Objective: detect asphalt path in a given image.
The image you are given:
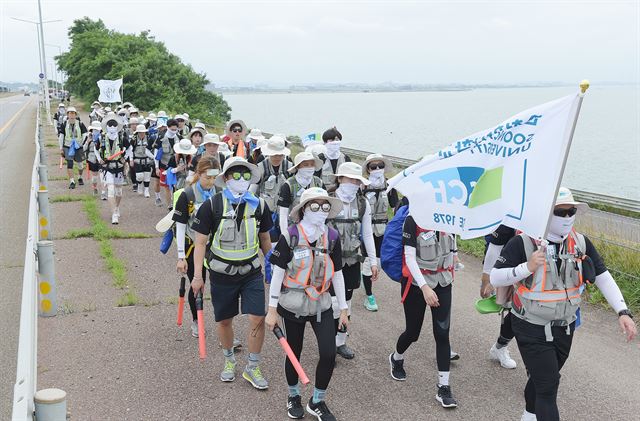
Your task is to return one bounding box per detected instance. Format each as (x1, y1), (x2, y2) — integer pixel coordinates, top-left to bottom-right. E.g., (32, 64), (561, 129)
(0, 93), (36, 420)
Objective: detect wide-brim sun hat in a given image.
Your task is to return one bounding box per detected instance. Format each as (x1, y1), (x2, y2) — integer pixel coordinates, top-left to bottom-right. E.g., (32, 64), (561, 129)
(122, 102), (133, 108)
(101, 113), (123, 132)
(214, 157), (260, 188)
(189, 127), (206, 139)
(183, 113), (190, 121)
(58, 103), (65, 108)
(254, 138), (267, 151)
(225, 119), (248, 135)
(363, 153), (392, 175)
(134, 124), (148, 134)
(288, 151), (323, 173)
(147, 113), (157, 121)
(174, 114), (185, 121)
(157, 111), (168, 118)
(155, 211), (175, 233)
(104, 107), (112, 113)
(247, 128), (265, 141)
(89, 121), (102, 132)
(289, 187), (343, 223)
(555, 187), (588, 211)
(202, 133), (225, 146)
(331, 162), (370, 185)
(66, 106), (77, 114)
(261, 135), (291, 157)
(128, 117), (139, 126)
(173, 138), (197, 156)
(91, 101), (101, 107)
(194, 122), (206, 130)
(128, 107), (139, 114)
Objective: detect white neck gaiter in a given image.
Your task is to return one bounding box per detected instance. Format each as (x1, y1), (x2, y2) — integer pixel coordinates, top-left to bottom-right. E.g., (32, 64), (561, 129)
(336, 183), (359, 203)
(368, 169), (385, 188)
(295, 167), (315, 188)
(300, 210), (329, 243)
(325, 141), (342, 160)
(547, 215), (575, 243)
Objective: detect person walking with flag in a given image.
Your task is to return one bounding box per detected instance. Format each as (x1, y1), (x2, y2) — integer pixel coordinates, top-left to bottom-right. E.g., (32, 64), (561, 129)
(58, 106), (88, 189)
(265, 187), (347, 421)
(491, 187), (636, 421)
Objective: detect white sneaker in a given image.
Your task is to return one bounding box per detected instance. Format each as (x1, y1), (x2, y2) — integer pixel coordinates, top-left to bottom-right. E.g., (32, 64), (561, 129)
(115, 207), (120, 217)
(490, 343), (517, 369)
(520, 409), (537, 421)
(190, 320), (199, 338)
(144, 187), (150, 198)
(111, 213), (119, 225)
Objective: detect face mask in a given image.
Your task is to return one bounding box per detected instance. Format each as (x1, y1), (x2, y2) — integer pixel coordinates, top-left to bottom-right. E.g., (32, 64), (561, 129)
(336, 182), (359, 203)
(167, 129), (178, 138)
(300, 210), (329, 242)
(324, 141), (342, 160)
(547, 214), (575, 243)
(368, 169), (385, 187)
(106, 126), (118, 135)
(226, 179), (250, 197)
(295, 167), (315, 187)
(92, 131), (101, 141)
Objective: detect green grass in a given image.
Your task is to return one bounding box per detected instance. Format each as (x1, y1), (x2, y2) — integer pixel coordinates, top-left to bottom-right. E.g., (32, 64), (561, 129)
(50, 194), (93, 203)
(45, 143), (58, 148)
(586, 203), (640, 220)
(457, 237), (486, 259)
(48, 176), (68, 181)
(60, 228), (94, 239)
(116, 290), (139, 307)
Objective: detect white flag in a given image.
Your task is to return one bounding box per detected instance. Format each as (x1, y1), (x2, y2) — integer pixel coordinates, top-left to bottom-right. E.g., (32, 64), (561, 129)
(388, 91), (583, 240)
(97, 78), (123, 103)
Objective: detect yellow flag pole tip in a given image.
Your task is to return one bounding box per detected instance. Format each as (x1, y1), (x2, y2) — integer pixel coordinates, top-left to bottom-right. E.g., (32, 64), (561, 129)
(579, 79), (590, 94)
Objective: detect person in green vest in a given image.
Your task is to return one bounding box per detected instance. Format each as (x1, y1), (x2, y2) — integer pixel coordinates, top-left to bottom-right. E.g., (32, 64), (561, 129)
(57, 106), (88, 189)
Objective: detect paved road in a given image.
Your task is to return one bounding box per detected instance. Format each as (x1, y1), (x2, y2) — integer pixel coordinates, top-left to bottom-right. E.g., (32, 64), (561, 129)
(0, 94), (36, 420)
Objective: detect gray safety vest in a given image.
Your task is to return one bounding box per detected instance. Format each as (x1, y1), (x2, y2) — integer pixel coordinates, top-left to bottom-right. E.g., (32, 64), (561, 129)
(158, 135), (175, 167)
(285, 176), (324, 220)
(363, 186), (390, 237)
(63, 122), (82, 147)
(511, 232), (586, 340)
(86, 135), (99, 164)
(327, 194), (366, 266)
(133, 137), (150, 163)
(101, 135), (125, 173)
(258, 159), (290, 210)
(320, 153), (346, 191)
(175, 185), (205, 244)
(410, 227), (455, 288)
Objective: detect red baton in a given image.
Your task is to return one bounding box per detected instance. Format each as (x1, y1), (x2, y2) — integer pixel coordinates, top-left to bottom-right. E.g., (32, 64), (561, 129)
(177, 277), (186, 326)
(273, 326), (310, 385)
(196, 291), (206, 360)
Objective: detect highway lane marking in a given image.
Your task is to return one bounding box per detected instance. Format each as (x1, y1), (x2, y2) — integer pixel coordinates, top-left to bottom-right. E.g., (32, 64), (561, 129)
(0, 99), (33, 136)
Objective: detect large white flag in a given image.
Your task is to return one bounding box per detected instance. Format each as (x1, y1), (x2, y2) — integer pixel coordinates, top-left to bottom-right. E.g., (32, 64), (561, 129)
(388, 91), (584, 240)
(97, 78), (123, 103)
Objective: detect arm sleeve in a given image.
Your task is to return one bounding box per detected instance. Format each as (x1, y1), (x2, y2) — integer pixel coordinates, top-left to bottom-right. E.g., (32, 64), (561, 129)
(268, 266), (286, 308)
(490, 264), (532, 287)
(403, 246), (426, 288)
(145, 148), (155, 160)
(482, 243), (504, 275)
(279, 206), (289, 237)
(331, 270), (349, 310)
(594, 271), (628, 313)
(58, 131), (64, 149)
(125, 145), (133, 161)
(361, 200), (377, 266)
(175, 222), (187, 259)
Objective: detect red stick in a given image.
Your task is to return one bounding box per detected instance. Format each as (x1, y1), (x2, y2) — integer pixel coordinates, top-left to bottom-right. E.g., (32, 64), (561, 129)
(59, 156), (63, 169)
(196, 292), (206, 360)
(177, 277), (186, 326)
(274, 326), (310, 384)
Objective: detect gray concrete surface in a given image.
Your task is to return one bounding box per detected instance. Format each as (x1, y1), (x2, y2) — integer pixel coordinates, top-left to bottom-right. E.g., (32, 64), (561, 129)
(0, 94), (35, 419)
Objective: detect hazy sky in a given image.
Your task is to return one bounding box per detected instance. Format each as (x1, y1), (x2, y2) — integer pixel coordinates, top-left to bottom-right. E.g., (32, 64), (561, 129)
(1, 0), (638, 85)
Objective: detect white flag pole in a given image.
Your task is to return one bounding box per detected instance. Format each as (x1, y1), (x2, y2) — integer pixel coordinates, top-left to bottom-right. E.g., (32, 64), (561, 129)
(120, 75), (124, 104)
(541, 79), (590, 240)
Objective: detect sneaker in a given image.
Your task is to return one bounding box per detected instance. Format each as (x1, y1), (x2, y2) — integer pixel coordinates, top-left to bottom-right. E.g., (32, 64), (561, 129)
(389, 353), (406, 381)
(520, 409), (537, 421)
(242, 365), (268, 390)
(450, 350), (460, 361)
(78, 177), (84, 186)
(111, 213), (119, 225)
(287, 395), (304, 419)
(364, 295), (378, 311)
(436, 385), (458, 408)
(490, 343), (517, 369)
(306, 398), (336, 421)
(168, 206), (173, 211)
(455, 262), (464, 271)
(132, 184), (138, 192)
(69, 181), (76, 189)
(144, 188), (150, 198)
(336, 344), (355, 360)
(155, 197), (162, 206)
(190, 321), (198, 338)
(101, 191), (107, 201)
(220, 360), (236, 382)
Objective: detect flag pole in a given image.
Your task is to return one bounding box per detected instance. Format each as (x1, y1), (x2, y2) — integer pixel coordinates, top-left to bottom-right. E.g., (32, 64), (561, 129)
(120, 75), (124, 104)
(541, 79), (590, 240)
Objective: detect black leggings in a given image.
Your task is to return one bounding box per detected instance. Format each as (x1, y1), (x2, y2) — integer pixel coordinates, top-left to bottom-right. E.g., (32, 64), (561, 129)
(499, 311), (515, 343)
(362, 235), (383, 296)
(512, 315), (575, 421)
(186, 249), (207, 321)
(395, 279), (452, 371)
(281, 309), (336, 390)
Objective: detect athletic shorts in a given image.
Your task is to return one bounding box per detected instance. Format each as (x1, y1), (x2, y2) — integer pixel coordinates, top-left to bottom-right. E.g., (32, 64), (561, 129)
(209, 273), (265, 322)
(63, 146), (85, 166)
(103, 170), (125, 185)
(88, 161), (101, 172)
(159, 170), (168, 187)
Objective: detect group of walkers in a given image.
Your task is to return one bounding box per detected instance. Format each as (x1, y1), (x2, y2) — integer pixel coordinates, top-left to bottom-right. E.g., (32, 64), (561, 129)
(57, 101), (636, 421)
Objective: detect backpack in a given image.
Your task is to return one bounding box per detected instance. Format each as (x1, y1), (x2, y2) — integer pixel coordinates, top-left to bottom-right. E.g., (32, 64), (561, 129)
(380, 205), (409, 282)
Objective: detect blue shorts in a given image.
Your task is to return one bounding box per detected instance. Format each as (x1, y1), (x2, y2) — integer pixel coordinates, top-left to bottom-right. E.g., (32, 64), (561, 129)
(209, 273), (265, 322)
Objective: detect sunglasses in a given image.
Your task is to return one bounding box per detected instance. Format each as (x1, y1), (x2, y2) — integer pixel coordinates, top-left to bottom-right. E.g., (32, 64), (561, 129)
(307, 202), (331, 212)
(553, 207), (577, 217)
(231, 128), (243, 133)
(230, 171), (252, 181)
(368, 163), (385, 171)
(106, 121), (118, 127)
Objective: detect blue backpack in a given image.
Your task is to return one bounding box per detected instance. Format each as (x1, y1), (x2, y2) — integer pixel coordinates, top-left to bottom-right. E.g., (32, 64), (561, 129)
(380, 205), (409, 282)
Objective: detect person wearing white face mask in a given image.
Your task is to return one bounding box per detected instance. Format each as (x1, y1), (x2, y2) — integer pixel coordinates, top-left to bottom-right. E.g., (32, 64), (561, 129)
(265, 187), (347, 420)
(152, 118), (181, 208)
(58, 106), (88, 189)
(277, 151), (324, 236)
(327, 162), (379, 360)
(361, 153), (399, 312)
(491, 187), (636, 421)
(317, 127), (351, 193)
(98, 113), (129, 224)
(191, 157), (274, 390)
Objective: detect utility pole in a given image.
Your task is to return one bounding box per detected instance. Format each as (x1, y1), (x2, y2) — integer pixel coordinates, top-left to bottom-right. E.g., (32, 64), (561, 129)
(37, 0), (52, 123)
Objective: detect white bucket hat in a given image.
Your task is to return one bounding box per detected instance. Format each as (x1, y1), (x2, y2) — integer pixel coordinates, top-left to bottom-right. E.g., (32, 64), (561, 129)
(58, 103), (65, 108)
(288, 151), (323, 173)
(104, 106), (112, 113)
(555, 187), (588, 210)
(202, 133), (225, 146)
(134, 124), (148, 134)
(247, 129), (265, 142)
(157, 111), (168, 118)
(189, 127), (206, 139)
(173, 138), (197, 155)
(225, 119), (248, 135)
(147, 113), (157, 121)
(195, 122), (206, 130)
(66, 106), (77, 114)
(128, 107), (139, 114)
(155, 211), (174, 233)
(174, 114), (185, 121)
(261, 135), (291, 157)
(91, 101), (101, 107)
(214, 157), (261, 188)
(183, 113), (190, 121)
(332, 162), (370, 185)
(101, 113), (123, 132)
(363, 153), (392, 175)
(89, 121), (102, 132)
(128, 117), (139, 126)
(289, 187), (343, 223)
(122, 102), (133, 108)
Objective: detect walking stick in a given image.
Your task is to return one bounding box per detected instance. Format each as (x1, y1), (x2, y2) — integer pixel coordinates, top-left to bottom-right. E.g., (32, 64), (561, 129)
(273, 326), (310, 385)
(176, 277), (186, 326)
(196, 291), (206, 360)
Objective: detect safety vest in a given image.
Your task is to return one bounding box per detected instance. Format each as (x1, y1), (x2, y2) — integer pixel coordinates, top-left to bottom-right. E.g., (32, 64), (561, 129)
(172, 185), (207, 253)
(133, 137), (150, 162)
(285, 176), (324, 215)
(363, 186), (390, 237)
(180, 126), (190, 137)
(208, 194), (262, 275)
(158, 135), (176, 167)
(327, 194), (366, 266)
(319, 153), (346, 191)
(86, 135), (100, 164)
(101, 135), (125, 173)
(511, 231), (586, 333)
(63, 122), (82, 147)
(258, 159), (290, 210)
(402, 227), (455, 289)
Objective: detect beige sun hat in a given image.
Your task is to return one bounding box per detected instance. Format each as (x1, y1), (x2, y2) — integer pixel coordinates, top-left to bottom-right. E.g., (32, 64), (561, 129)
(101, 113), (123, 132)
(332, 162), (370, 185)
(155, 211), (175, 233)
(91, 100), (101, 107)
(104, 106), (112, 113)
(157, 111), (168, 118)
(247, 129), (265, 142)
(183, 113), (190, 121)
(363, 153), (392, 175)
(128, 107), (139, 114)
(134, 124), (148, 134)
(261, 135), (291, 157)
(289, 187), (343, 223)
(128, 117), (139, 126)
(202, 133), (225, 146)
(89, 121), (102, 132)
(189, 127), (206, 139)
(288, 151), (323, 173)
(66, 106), (77, 114)
(214, 157), (261, 188)
(173, 138), (197, 155)
(122, 102), (134, 108)
(147, 113), (157, 121)
(555, 187), (588, 210)
(194, 122), (206, 130)
(225, 119), (248, 135)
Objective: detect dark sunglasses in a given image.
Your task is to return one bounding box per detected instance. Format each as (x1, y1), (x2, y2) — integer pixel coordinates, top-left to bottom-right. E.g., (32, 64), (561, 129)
(106, 121), (118, 127)
(230, 171), (252, 181)
(307, 202), (331, 212)
(553, 207), (577, 217)
(231, 128), (243, 133)
(368, 163), (385, 171)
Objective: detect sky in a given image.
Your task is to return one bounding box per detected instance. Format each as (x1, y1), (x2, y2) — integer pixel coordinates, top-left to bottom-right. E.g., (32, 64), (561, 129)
(1, 0), (638, 86)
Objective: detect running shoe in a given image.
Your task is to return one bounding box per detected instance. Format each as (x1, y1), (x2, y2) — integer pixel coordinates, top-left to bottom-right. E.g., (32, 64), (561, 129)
(287, 395), (304, 419)
(77, 177), (84, 186)
(520, 409), (537, 421)
(455, 262), (465, 271)
(155, 197), (162, 206)
(111, 213), (119, 225)
(144, 188), (150, 198)
(220, 360), (236, 382)
(490, 343), (517, 369)
(242, 365), (268, 390)
(306, 398), (336, 421)
(364, 295), (378, 311)
(450, 350), (460, 361)
(336, 344), (355, 360)
(436, 385), (458, 408)
(101, 191), (107, 201)
(190, 320), (198, 338)
(132, 184), (138, 192)
(389, 353), (406, 381)
(69, 181), (76, 189)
